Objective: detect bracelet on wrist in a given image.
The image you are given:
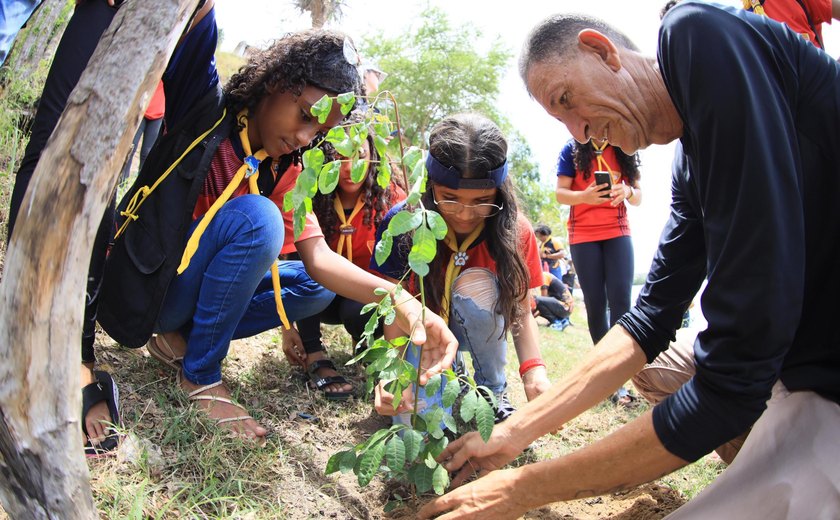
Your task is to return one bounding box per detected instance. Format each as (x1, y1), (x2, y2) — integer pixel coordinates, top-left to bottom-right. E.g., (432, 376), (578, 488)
(519, 358), (546, 378)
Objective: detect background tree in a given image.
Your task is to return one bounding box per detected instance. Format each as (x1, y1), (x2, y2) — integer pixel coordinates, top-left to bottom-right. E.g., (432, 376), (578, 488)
(508, 130), (566, 241)
(2, 0), (74, 85)
(361, 7), (510, 145)
(292, 0), (345, 29)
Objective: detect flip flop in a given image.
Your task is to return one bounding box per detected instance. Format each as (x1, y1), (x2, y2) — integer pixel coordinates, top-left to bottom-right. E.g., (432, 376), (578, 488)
(306, 359), (354, 401)
(82, 370), (121, 458)
(177, 370), (266, 439)
(146, 334), (183, 371)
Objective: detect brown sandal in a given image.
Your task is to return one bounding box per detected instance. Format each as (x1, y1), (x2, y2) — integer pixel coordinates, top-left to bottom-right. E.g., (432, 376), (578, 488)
(178, 370), (253, 427)
(146, 335), (183, 371)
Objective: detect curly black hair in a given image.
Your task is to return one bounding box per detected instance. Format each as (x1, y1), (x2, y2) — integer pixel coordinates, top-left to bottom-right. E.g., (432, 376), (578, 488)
(224, 29), (362, 115)
(573, 141), (641, 184)
(313, 115), (392, 244)
(416, 113), (530, 337)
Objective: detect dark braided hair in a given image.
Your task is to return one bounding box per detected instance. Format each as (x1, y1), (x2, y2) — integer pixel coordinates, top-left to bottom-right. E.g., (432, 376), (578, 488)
(572, 141), (640, 184)
(224, 29), (362, 116)
(313, 114), (391, 244)
(418, 113), (530, 337)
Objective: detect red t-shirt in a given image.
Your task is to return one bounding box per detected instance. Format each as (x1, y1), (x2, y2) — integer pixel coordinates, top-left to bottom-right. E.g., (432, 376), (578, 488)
(760, 0), (832, 47)
(192, 139), (323, 254)
(144, 81), (166, 120)
(557, 143), (631, 245)
(327, 185), (407, 273)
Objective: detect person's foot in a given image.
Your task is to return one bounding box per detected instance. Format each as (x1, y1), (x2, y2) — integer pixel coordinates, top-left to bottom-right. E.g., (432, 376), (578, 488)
(147, 331), (187, 369)
(179, 374), (268, 440)
(81, 363), (114, 448)
(305, 351), (353, 396)
(550, 319), (570, 331)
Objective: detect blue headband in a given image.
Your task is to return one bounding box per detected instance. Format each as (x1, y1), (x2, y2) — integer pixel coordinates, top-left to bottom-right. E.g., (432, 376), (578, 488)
(425, 152), (509, 190)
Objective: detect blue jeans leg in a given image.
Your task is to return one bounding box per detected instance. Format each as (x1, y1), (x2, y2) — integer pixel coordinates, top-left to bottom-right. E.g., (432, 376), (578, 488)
(232, 260), (335, 339)
(449, 292), (508, 396)
(156, 195), (284, 385)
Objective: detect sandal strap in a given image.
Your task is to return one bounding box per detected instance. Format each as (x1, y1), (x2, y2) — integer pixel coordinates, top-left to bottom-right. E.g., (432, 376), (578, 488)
(307, 358), (337, 374)
(216, 415), (253, 425)
(312, 375), (351, 390)
(190, 395), (237, 406)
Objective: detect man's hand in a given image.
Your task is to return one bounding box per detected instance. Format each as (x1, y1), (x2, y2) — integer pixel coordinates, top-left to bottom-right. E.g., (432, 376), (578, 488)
(417, 468), (532, 519)
(434, 424), (526, 488)
(394, 298), (458, 385)
(280, 326), (307, 367)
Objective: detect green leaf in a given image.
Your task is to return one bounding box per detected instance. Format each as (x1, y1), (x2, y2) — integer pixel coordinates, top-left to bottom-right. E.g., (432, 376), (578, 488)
(475, 393), (495, 443)
(460, 389), (478, 423)
(374, 231), (394, 267)
(318, 161), (341, 194)
(374, 287), (389, 296)
(310, 95), (333, 124)
(334, 138), (356, 158)
(293, 205), (307, 239)
(442, 377), (461, 408)
(324, 126), (346, 144)
(302, 147), (325, 171)
(385, 435), (406, 472)
(442, 412), (457, 434)
(350, 158), (368, 183)
(282, 190), (295, 212)
(427, 435), (449, 458)
(360, 301), (378, 314)
(326, 449), (351, 475)
(426, 211), (448, 240)
(374, 134), (389, 158)
(432, 463), (450, 495)
(377, 159), (392, 190)
(424, 374), (442, 396)
(424, 407), (444, 440)
(402, 429), (424, 463)
(337, 92), (355, 115)
(357, 441), (385, 487)
(339, 449), (357, 474)
(409, 463), (434, 494)
(412, 414), (427, 433)
(410, 154), (427, 184)
(402, 146), (423, 173)
(387, 209), (423, 236)
(409, 225), (437, 277)
(424, 451), (437, 469)
(391, 336), (409, 347)
(299, 166), (318, 197)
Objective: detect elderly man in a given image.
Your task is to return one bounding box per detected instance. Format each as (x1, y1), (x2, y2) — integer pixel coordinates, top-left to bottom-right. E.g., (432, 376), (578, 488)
(418, 2), (840, 519)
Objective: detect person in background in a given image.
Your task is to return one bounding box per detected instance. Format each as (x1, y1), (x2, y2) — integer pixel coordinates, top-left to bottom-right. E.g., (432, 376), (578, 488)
(533, 224), (567, 281)
(287, 112), (406, 400)
(533, 271), (573, 331)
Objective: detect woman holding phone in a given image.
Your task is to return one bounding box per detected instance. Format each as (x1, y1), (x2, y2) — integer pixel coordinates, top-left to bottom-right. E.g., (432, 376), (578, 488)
(555, 138), (642, 351)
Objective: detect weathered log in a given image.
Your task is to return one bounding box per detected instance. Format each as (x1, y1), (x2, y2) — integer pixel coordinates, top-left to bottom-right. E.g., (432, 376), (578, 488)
(0, 0), (200, 518)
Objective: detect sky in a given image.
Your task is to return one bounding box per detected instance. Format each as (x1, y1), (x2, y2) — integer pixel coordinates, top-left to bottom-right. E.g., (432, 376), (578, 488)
(215, 0), (840, 275)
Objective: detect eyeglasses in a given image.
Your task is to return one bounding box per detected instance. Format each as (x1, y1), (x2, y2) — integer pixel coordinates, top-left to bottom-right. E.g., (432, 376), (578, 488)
(432, 191), (504, 218)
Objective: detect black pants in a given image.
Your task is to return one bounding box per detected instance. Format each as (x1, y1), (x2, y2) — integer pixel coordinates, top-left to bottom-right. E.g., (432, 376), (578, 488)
(7, 0), (119, 362)
(570, 236), (634, 345)
(535, 296), (570, 323)
(297, 295), (379, 354)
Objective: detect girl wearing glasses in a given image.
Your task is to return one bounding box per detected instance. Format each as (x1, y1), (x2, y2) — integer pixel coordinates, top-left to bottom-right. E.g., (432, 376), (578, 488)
(371, 113), (551, 423)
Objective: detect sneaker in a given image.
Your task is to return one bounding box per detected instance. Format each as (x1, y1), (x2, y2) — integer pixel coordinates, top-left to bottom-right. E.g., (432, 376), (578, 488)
(493, 391), (516, 424)
(550, 318), (570, 331)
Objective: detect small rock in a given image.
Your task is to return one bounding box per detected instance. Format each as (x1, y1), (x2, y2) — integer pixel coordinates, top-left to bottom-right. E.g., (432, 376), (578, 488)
(117, 434), (165, 477)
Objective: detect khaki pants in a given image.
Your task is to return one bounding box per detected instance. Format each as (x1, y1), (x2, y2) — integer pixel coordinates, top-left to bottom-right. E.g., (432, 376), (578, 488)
(632, 328), (840, 519)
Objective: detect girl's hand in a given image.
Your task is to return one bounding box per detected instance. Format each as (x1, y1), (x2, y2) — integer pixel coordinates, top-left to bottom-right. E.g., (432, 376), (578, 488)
(374, 380), (414, 416)
(281, 326), (307, 367)
(522, 366), (551, 402)
(580, 180), (611, 205)
(394, 298), (459, 385)
(609, 183), (632, 207)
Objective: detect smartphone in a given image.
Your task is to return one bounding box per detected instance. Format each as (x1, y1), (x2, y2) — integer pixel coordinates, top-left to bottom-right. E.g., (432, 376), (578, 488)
(594, 171), (612, 198)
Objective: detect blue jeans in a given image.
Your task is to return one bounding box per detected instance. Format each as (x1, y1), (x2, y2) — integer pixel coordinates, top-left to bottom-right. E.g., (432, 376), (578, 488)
(156, 195), (334, 384)
(395, 268), (507, 426)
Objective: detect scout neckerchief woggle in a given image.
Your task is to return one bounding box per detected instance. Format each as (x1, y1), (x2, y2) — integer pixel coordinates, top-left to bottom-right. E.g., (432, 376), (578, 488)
(425, 151), (508, 322)
(333, 160), (369, 262)
(177, 109), (292, 330)
(591, 139), (618, 184)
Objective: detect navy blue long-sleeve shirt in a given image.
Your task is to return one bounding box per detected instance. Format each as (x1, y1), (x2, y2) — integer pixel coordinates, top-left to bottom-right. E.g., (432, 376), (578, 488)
(616, 2), (840, 462)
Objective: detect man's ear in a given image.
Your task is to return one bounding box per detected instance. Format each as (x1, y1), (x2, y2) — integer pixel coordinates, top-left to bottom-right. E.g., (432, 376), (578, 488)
(578, 29), (622, 71)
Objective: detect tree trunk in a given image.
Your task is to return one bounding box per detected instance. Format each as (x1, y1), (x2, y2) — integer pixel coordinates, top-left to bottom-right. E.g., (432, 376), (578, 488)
(6, 0), (74, 83)
(0, 0), (200, 518)
(311, 0), (326, 28)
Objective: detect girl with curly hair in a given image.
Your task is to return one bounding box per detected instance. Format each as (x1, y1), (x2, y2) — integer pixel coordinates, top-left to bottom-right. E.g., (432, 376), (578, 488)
(287, 112), (406, 400)
(100, 1), (456, 440)
(371, 113), (551, 424)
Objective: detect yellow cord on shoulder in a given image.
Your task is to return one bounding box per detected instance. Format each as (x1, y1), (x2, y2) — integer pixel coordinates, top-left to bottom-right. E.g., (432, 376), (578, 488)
(116, 108), (228, 239)
(742, 0), (766, 15)
(334, 195), (365, 263)
(176, 109), (291, 330)
(440, 222), (485, 323)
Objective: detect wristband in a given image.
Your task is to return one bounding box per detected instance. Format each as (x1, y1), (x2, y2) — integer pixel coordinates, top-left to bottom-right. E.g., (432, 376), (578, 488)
(519, 358), (546, 378)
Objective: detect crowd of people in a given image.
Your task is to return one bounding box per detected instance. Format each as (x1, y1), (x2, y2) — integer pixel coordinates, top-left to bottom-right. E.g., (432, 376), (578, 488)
(2, 0), (838, 517)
